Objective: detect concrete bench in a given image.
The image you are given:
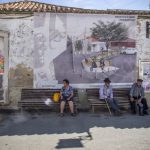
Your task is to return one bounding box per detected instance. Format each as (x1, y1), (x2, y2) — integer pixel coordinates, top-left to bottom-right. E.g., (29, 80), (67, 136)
(19, 89), (79, 113)
(86, 88), (130, 113)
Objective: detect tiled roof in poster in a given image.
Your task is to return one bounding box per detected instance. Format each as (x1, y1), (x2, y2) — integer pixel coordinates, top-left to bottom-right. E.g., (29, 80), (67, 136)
(0, 1), (150, 15)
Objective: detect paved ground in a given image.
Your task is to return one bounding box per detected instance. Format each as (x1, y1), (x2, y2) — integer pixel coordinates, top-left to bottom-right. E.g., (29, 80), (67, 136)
(0, 111), (150, 150)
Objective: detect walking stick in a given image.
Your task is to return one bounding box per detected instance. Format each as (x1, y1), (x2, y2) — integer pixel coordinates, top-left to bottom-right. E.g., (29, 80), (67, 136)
(105, 98), (112, 115)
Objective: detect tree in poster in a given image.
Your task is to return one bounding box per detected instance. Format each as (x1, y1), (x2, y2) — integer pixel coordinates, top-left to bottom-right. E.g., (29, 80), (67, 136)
(90, 21), (128, 50)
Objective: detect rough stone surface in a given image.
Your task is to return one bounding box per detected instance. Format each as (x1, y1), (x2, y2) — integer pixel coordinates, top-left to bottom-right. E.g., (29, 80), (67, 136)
(0, 112), (150, 150)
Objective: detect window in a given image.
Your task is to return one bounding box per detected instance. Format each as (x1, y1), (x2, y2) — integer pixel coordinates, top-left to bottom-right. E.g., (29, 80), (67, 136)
(0, 31), (9, 102)
(146, 22), (150, 38)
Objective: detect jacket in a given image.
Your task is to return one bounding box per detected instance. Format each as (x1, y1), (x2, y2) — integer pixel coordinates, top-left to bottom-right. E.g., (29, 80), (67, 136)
(130, 83), (144, 99)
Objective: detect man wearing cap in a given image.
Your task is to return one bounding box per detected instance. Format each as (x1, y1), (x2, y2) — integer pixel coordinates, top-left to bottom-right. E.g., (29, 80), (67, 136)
(130, 79), (149, 116)
(99, 78), (121, 115)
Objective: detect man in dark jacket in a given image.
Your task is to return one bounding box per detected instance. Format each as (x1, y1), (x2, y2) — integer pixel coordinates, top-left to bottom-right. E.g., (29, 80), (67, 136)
(130, 79), (149, 116)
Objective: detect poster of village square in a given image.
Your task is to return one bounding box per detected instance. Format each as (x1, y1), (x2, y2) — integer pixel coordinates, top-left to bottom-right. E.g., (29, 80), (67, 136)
(34, 13), (137, 88)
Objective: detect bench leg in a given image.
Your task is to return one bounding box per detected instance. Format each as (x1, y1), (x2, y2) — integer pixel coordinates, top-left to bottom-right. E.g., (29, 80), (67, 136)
(20, 103), (23, 113)
(92, 105), (95, 113)
(73, 104), (78, 114)
(21, 106), (23, 113)
(53, 104), (59, 113)
(74, 105), (78, 114)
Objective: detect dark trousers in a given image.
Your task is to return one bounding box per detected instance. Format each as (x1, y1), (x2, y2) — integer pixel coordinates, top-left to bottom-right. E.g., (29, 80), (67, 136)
(130, 97), (148, 114)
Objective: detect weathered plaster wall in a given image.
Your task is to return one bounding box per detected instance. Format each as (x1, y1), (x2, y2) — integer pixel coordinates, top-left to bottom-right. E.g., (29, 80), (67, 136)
(136, 18), (150, 106)
(136, 18), (150, 61)
(0, 15), (34, 109)
(0, 14), (150, 109)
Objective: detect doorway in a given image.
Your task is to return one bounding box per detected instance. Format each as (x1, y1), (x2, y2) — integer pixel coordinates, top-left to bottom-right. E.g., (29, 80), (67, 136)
(0, 31), (8, 102)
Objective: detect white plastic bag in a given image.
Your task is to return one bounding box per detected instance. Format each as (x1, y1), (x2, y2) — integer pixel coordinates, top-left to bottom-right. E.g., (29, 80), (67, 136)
(44, 98), (53, 106)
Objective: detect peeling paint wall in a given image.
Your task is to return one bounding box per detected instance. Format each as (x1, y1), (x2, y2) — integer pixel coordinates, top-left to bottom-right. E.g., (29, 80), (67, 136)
(0, 15), (34, 109)
(0, 14), (150, 109)
(136, 18), (150, 61)
(136, 18), (150, 106)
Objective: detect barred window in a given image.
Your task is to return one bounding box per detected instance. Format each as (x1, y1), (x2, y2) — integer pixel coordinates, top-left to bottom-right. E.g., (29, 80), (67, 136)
(146, 22), (150, 38)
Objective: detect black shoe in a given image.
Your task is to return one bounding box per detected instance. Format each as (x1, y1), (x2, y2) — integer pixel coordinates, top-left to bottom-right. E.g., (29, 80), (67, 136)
(139, 112), (144, 116)
(143, 111), (149, 115)
(118, 110), (123, 114)
(60, 113), (64, 117)
(71, 113), (76, 117)
(114, 111), (121, 116)
(131, 110), (136, 115)
(139, 113), (144, 116)
(139, 107), (144, 116)
(132, 112), (136, 115)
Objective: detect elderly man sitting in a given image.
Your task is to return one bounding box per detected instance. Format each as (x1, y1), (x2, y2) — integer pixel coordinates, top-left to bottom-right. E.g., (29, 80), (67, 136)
(130, 79), (149, 116)
(99, 78), (122, 115)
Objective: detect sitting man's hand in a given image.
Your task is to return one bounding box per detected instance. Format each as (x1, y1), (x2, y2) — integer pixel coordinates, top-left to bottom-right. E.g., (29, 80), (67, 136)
(130, 97), (134, 102)
(138, 99), (141, 104)
(104, 96), (108, 99)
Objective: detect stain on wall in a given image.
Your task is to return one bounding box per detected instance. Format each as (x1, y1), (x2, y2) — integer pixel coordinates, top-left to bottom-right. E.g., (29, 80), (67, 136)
(9, 63), (33, 87)
(7, 87), (22, 110)
(136, 19), (150, 60)
(0, 15), (34, 109)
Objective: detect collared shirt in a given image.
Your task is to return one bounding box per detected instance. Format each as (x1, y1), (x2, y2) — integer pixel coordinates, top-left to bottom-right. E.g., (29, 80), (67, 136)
(99, 84), (113, 99)
(61, 86), (73, 97)
(130, 83), (144, 98)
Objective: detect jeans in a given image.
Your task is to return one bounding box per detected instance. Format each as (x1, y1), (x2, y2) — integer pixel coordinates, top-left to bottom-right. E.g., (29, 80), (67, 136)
(101, 98), (120, 111)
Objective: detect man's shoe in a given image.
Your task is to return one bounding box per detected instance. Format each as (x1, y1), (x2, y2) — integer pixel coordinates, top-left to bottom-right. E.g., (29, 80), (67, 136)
(139, 113), (144, 116)
(131, 110), (136, 115)
(60, 113), (64, 117)
(139, 112), (144, 116)
(71, 113), (76, 117)
(114, 111), (121, 116)
(143, 111), (149, 115)
(139, 108), (144, 116)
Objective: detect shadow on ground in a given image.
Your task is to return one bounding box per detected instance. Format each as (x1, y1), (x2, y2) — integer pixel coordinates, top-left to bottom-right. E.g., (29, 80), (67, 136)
(0, 111), (150, 136)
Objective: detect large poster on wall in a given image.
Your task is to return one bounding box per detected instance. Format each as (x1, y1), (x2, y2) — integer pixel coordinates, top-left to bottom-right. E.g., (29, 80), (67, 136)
(34, 13), (137, 88)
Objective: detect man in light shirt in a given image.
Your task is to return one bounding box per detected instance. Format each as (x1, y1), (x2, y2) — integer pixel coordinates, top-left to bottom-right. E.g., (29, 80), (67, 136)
(99, 78), (121, 115)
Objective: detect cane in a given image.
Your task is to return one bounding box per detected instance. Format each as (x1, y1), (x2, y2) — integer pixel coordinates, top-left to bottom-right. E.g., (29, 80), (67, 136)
(105, 98), (112, 115)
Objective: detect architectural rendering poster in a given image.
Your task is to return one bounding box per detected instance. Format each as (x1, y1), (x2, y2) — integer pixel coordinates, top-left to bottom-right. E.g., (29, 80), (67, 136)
(34, 13), (137, 88)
